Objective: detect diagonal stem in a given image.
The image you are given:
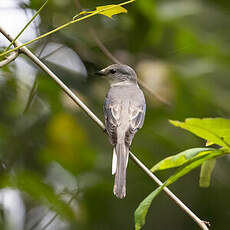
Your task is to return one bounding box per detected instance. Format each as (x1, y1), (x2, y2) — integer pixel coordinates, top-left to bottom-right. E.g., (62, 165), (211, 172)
(130, 153), (209, 230)
(4, 0), (49, 52)
(0, 0), (135, 58)
(0, 26), (209, 230)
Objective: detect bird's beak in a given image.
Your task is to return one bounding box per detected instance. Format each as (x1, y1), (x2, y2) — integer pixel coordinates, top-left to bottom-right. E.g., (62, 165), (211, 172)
(95, 69), (106, 76)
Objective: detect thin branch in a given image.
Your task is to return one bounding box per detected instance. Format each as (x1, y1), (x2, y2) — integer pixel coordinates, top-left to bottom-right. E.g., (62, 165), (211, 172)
(40, 191), (77, 230)
(1, 28), (105, 129)
(23, 78), (38, 114)
(0, 0), (135, 58)
(73, 0), (82, 10)
(0, 51), (18, 67)
(0, 27), (209, 230)
(40, 214), (58, 230)
(89, 28), (121, 64)
(37, 39), (49, 58)
(138, 79), (171, 106)
(4, 0), (49, 52)
(129, 153), (209, 230)
(41, 45), (65, 60)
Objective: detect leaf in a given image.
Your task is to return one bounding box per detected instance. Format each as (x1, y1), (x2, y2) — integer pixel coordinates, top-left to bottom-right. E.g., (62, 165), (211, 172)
(134, 185), (165, 230)
(199, 159), (216, 187)
(206, 140), (215, 146)
(1, 0), (135, 58)
(96, 5), (128, 18)
(151, 147), (213, 172)
(166, 150), (223, 185)
(135, 149), (226, 230)
(1, 172), (75, 220)
(74, 4), (128, 20)
(170, 118), (230, 149)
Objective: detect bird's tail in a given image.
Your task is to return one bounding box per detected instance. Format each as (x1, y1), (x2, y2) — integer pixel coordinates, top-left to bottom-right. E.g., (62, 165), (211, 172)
(113, 143), (129, 199)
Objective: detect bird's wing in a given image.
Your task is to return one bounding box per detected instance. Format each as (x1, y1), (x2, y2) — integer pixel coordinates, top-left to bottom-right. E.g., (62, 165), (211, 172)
(103, 95), (121, 145)
(125, 102), (146, 146)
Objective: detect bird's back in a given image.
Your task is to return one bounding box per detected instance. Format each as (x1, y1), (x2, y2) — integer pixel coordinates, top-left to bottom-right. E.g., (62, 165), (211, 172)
(104, 84), (146, 145)
(106, 84), (145, 106)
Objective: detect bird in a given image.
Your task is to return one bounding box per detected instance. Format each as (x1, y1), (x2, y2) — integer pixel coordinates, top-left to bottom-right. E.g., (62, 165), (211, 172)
(96, 64), (146, 199)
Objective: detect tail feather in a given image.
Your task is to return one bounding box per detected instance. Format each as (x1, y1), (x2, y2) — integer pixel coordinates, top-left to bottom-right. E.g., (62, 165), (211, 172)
(112, 148), (117, 175)
(113, 143), (129, 199)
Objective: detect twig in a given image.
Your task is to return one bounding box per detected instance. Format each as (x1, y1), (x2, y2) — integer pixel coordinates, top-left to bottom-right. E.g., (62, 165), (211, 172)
(23, 78), (38, 114)
(40, 214), (58, 230)
(129, 153), (209, 230)
(89, 28), (121, 64)
(1, 28), (105, 130)
(0, 27), (209, 230)
(74, 0), (82, 10)
(40, 192), (77, 230)
(138, 79), (171, 106)
(37, 39), (49, 58)
(4, 0), (49, 52)
(0, 0), (135, 58)
(0, 51), (19, 67)
(41, 45), (65, 60)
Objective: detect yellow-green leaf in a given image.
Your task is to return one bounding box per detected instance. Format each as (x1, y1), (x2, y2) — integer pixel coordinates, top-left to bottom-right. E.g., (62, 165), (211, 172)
(134, 185), (165, 230)
(199, 159), (216, 187)
(170, 118), (230, 149)
(96, 5), (128, 18)
(1, 0), (135, 58)
(206, 140), (214, 146)
(135, 149), (225, 230)
(73, 4), (128, 20)
(151, 147), (213, 172)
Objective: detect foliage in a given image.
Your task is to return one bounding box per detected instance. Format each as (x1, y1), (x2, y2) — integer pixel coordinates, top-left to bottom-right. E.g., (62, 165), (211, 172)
(4, 0), (49, 52)
(0, 0), (134, 58)
(170, 118), (230, 149)
(1, 0), (230, 230)
(151, 147), (214, 172)
(73, 4), (128, 20)
(2, 171), (75, 220)
(135, 118), (230, 229)
(199, 158), (216, 188)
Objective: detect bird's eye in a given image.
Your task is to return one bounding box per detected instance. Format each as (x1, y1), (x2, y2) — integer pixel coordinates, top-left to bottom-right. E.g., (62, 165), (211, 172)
(110, 69), (116, 74)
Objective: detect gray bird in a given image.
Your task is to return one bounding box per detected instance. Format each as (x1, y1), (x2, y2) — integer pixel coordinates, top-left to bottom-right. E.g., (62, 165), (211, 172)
(96, 64), (146, 199)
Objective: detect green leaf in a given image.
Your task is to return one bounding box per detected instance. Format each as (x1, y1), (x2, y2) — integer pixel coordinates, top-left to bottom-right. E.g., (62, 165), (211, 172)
(74, 4), (128, 20)
(1, 0), (135, 58)
(166, 150), (222, 185)
(1, 172), (75, 220)
(170, 118), (230, 149)
(134, 185), (165, 230)
(135, 149), (226, 230)
(95, 5), (128, 18)
(205, 140), (215, 146)
(199, 159), (216, 187)
(151, 147), (213, 172)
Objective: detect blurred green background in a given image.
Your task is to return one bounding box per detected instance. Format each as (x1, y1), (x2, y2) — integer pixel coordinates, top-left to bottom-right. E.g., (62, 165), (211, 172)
(0, 0), (230, 229)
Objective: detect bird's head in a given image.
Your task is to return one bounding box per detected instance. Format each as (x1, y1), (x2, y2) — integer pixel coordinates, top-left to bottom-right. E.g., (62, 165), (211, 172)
(96, 64), (137, 85)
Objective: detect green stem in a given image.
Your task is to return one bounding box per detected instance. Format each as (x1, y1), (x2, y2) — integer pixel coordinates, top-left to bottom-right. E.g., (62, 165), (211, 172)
(120, 0), (135, 6)
(0, 0), (135, 58)
(4, 0), (49, 52)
